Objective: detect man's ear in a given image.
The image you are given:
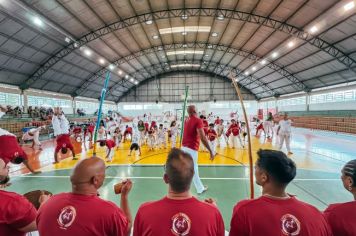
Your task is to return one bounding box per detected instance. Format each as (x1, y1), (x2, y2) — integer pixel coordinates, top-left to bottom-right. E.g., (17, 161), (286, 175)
(163, 173), (169, 184)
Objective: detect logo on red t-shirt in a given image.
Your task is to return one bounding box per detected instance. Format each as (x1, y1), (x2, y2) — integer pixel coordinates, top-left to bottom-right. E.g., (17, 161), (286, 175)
(281, 214), (301, 235)
(171, 213), (191, 236)
(57, 206), (76, 229)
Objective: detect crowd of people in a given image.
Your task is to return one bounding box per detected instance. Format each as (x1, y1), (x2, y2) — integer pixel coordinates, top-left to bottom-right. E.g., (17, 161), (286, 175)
(1, 104), (354, 235)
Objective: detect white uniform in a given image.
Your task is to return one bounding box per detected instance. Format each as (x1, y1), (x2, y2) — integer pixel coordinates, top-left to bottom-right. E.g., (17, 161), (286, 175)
(278, 119), (292, 152)
(98, 126), (106, 140)
(170, 126), (178, 148)
(22, 127), (43, 146)
(157, 128), (166, 148)
(52, 114), (69, 136)
(216, 124), (225, 147)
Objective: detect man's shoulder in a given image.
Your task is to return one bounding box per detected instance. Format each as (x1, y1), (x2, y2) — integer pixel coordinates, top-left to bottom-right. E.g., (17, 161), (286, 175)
(0, 190), (28, 202)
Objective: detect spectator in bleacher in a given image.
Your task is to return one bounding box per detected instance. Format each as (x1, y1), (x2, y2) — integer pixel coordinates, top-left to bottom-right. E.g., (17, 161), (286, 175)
(0, 157), (50, 236)
(134, 148), (225, 236)
(52, 108), (77, 163)
(324, 159), (356, 236)
(36, 157), (133, 236)
(229, 149), (331, 236)
(277, 113), (293, 155)
(0, 105), (7, 118)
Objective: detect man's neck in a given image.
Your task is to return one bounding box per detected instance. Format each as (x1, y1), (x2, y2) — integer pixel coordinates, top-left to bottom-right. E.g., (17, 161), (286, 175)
(167, 189), (192, 200)
(262, 185), (289, 198)
(72, 186), (98, 196)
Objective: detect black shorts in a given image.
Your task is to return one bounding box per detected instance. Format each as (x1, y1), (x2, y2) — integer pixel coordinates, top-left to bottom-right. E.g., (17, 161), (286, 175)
(130, 143), (139, 151)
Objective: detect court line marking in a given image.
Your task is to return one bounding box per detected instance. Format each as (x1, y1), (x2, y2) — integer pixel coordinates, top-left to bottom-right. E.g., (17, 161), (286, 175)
(13, 175), (340, 181)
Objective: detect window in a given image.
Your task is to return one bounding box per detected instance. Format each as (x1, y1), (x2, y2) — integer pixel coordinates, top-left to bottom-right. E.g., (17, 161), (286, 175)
(209, 103), (229, 109)
(309, 89), (356, 104)
(123, 104), (143, 110)
(28, 95), (72, 108)
(144, 104), (163, 110)
(277, 96), (306, 106)
(76, 101), (97, 109)
(0, 92), (21, 106)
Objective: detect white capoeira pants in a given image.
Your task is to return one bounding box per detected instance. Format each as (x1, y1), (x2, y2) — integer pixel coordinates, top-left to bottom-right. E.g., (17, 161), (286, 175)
(181, 146), (205, 194)
(171, 135), (177, 148)
(209, 140), (216, 155)
(278, 133), (291, 152)
(106, 148), (114, 161)
(229, 135), (243, 148)
(264, 121), (273, 137)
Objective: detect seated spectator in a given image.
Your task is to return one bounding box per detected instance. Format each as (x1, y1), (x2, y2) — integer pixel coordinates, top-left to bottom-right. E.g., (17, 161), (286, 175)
(324, 159), (356, 236)
(229, 149), (331, 236)
(37, 157), (132, 236)
(134, 148), (225, 236)
(0, 158), (49, 236)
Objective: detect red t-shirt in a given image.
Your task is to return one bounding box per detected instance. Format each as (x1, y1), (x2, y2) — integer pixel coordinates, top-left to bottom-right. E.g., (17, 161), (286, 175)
(214, 119), (221, 125)
(125, 127), (133, 134)
(182, 115), (203, 151)
(134, 197), (225, 236)
(202, 119), (209, 134)
(106, 139), (116, 149)
(88, 124), (95, 133)
(207, 129), (217, 141)
(37, 193), (128, 236)
(324, 201), (356, 236)
(0, 135), (27, 164)
(229, 196), (332, 236)
(73, 127), (81, 134)
(0, 190), (37, 236)
(228, 124), (240, 136)
(55, 134), (74, 153)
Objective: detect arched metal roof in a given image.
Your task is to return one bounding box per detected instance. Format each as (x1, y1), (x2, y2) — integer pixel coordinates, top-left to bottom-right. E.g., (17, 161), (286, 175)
(0, 0), (355, 101)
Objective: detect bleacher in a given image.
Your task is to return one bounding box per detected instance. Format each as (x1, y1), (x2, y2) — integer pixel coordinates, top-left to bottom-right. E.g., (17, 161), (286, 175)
(289, 110), (356, 134)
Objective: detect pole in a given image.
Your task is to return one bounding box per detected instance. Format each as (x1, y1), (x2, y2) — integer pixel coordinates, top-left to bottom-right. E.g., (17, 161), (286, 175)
(92, 71), (111, 157)
(229, 72), (255, 199)
(179, 86), (189, 147)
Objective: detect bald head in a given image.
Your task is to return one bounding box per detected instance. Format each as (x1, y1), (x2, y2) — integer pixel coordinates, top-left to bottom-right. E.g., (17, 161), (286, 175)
(165, 148), (194, 193)
(187, 105), (196, 115)
(71, 157), (106, 192)
(0, 158), (10, 185)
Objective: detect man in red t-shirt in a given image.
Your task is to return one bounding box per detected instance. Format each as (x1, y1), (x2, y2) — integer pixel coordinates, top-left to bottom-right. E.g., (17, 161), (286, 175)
(123, 125), (133, 142)
(229, 149), (332, 236)
(134, 148), (225, 236)
(99, 139), (116, 162)
(0, 157), (50, 236)
(214, 116), (221, 125)
(0, 129), (40, 174)
(37, 157), (133, 236)
(182, 105), (213, 194)
(324, 159), (356, 236)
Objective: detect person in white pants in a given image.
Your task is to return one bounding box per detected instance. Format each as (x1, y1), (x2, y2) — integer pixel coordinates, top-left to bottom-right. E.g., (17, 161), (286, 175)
(277, 113), (293, 155)
(181, 105), (214, 194)
(264, 112), (274, 139)
(207, 123), (217, 156)
(22, 126), (45, 150)
(170, 120), (178, 148)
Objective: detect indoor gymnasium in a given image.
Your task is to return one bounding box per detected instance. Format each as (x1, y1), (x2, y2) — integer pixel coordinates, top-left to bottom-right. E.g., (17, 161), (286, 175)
(0, 0), (356, 236)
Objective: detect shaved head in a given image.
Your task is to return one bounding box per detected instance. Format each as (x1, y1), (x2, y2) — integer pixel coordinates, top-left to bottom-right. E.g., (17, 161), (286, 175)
(71, 157), (106, 193)
(165, 148), (194, 193)
(0, 158), (10, 185)
(187, 105), (196, 115)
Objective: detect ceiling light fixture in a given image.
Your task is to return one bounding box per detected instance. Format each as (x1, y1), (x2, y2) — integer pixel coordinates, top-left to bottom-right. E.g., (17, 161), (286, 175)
(33, 17), (43, 27)
(287, 41), (295, 48)
(181, 31), (187, 35)
(99, 58), (105, 65)
(130, 78), (134, 82)
(204, 54), (209, 57)
(65, 37), (71, 43)
(217, 15), (224, 20)
(171, 64), (200, 68)
(181, 14), (188, 20)
(73, 42), (79, 48)
(244, 71), (249, 76)
(252, 66), (257, 71)
(207, 45), (213, 49)
(211, 32), (218, 37)
(145, 20), (153, 25)
(84, 49), (92, 56)
(125, 75), (129, 79)
(271, 52), (278, 58)
(309, 26), (318, 33)
(108, 64), (114, 70)
(152, 35), (159, 39)
(260, 60), (267, 65)
(135, 81), (139, 85)
(344, 1), (355, 11)
(183, 44), (187, 48)
(118, 70), (123, 75)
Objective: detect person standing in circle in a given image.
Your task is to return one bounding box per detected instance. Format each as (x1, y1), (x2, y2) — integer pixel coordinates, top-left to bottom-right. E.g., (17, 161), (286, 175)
(181, 105), (214, 194)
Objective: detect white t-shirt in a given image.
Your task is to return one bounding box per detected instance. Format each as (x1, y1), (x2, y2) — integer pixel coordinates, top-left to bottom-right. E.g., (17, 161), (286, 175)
(279, 119), (292, 134)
